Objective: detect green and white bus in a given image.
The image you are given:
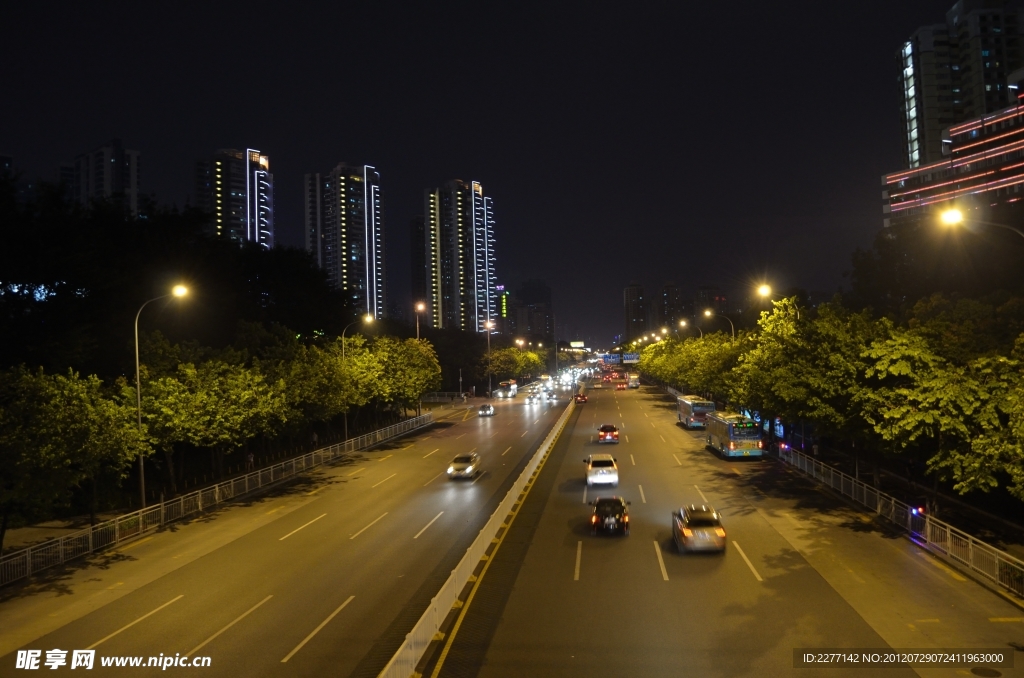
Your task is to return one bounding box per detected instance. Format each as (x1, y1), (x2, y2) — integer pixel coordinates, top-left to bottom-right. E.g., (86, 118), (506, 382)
(706, 412), (763, 458)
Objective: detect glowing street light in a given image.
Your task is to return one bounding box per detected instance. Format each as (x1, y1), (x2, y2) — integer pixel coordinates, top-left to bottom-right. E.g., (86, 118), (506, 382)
(940, 208), (963, 226)
(758, 284), (771, 298)
(704, 309), (735, 339)
(414, 302), (426, 339)
(341, 314), (374, 440)
(135, 284), (190, 508)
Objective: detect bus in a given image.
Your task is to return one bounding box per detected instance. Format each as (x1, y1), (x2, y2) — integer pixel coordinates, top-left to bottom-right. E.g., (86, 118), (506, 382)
(495, 379), (518, 398)
(677, 396), (714, 429)
(627, 373), (640, 388)
(705, 412), (763, 458)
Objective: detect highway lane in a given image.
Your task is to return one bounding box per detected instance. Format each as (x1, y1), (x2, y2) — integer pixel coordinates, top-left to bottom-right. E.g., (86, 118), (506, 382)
(0, 391), (569, 677)
(435, 383), (1024, 677)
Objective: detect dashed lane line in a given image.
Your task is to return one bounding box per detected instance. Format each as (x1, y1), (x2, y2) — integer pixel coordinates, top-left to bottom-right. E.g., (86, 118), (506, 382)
(377, 454), (393, 462)
(639, 485), (647, 503)
(414, 512), (444, 539)
(424, 471), (444, 486)
(630, 454), (635, 465)
(733, 541), (763, 582)
(456, 434), (466, 440)
(659, 434), (666, 443)
(349, 513), (388, 540)
(653, 542), (669, 581)
(423, 448), (440, 458)
(574, 541), (582, 581)
(280, 596), (354, 663)
(86, 595), (184, 650)
(188, 595), (273, 656)
(502, 446), (512, 456)
(625, 435), (630, 443)
(371, 473), (396, 488)
(694, 485), (709, 503)
(279, 514), (327, 541)
(521, 431), (528, 437)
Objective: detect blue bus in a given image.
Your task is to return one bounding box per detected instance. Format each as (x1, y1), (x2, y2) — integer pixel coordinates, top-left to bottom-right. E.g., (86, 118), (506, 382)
(706, 412), (763, 458)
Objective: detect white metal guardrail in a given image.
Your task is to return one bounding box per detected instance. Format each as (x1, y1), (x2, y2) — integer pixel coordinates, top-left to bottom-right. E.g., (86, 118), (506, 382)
(778, 445), (1024, 599)
(377, 401), (576, 678)
(0, 414), (434, 588)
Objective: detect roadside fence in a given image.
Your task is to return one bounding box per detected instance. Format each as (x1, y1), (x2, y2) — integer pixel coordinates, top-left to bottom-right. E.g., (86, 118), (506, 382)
(377, 401), (576, 678)
(421, 392), (465, 402)
(778, 445), (1024, 599)
(0, 414), (434, 589)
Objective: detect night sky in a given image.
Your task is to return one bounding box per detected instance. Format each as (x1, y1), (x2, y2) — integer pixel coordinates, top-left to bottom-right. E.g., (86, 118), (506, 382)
(2, 1), (954, 346)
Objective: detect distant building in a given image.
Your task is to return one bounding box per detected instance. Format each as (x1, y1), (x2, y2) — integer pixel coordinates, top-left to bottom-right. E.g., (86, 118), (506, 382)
(420, 179), (497, 333)
(196, 148), (274, 249)
(73, 139), (140, 216)
(898, 1), (1024, 169)
(0, 154), (12, 178)
(654, 282), (686, 329)
(304, 163), (386, 319)
(623, 283), (647, 342)
(696, 285), (727, 314)
(510, 279), (553, 341)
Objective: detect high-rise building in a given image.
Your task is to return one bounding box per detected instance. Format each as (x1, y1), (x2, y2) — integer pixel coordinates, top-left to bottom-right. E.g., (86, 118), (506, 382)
(421, 179), (497, 333)
(512, 279), (553, 340)
(624, 283), (647, 342)
(0, 154), (12, 178)
(304, 164), (386, 319)
(196, 148), (274, 249)
(696, 285), (727, 314)
(73, 139), (140, 215)
(655, 282), (686, 329)
(898, 1), (1024, 168)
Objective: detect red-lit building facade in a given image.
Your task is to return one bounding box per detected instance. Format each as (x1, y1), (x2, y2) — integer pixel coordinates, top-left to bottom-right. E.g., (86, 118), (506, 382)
(884, 94), (1024, 230)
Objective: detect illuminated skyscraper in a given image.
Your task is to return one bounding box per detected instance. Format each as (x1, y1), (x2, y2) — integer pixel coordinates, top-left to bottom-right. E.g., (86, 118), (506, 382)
(421, 180), (496, 333)
(305, 164), (386, 319)
(623, 283), (647, 342)
(196, 148), (274, 248)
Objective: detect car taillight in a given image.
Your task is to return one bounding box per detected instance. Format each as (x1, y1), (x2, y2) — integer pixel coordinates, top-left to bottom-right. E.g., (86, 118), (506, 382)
(682, 528), (693, 537)
(714, 527), (726, 537)
(623, 515), (629, 522)
(729, 441), (736, 450)
(591, 515), (597, 523)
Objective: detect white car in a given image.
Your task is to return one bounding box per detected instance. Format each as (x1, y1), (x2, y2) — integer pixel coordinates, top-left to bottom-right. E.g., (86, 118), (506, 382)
(448, 452), (481, 479)
(584, 453), (619, 487)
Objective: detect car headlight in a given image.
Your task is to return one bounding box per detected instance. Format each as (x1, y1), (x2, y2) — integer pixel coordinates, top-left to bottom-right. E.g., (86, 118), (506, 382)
(465, 466), (473, 473)
(447, 466), (454, 473)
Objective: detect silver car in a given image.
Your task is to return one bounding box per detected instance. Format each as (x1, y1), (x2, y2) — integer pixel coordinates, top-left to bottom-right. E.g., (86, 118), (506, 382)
(448, 452), (481, 479)
(673, 504), (726, 552)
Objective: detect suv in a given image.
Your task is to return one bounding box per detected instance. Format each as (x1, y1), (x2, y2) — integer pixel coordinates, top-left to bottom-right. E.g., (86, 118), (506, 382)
(597, 424), (619, 443)
(447, 452), (481, 479)
(672, 504), (726, 552)
(590, 496), (630, 535)
(584, 453), (619, 487)
(478, 404), (495, 416)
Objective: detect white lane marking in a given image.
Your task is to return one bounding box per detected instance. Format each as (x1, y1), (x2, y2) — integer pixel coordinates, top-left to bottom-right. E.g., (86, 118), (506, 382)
(346, 467), (363, 476)
(733, 541), (763, 582)
(650, 422), (656, 428)
(534, 419), (540, 424)
(502, 446), (512, 456)
(582, 486), (588, 504)
(574, 541), (582, 581)
(86, 595), (184, 649)
(414, 511), (444, 539)
(281, 595), (355, 662)
(371, 473), (396, 488)
(423, 448), (440, 458)
(349, 513), (388, 540)
(659, 435), (666, 443)
(456, 434), (466, 439)
(630, 454), (635, 465)
(187, 595), (273, 655)
(673, 453), (682, 466)
(468, 447), (477, 453)
(521, 431), (528, 437)
(625, 435), (630, 443)
(424, 471), (444, 486)
(471, 471), (487, 485)
(377, 454), (393, 462)
(653, 542), (669, 581)
(694, 485), (709, 503)
(279, 514), (327, 541)
(639, 485), (647, 503)
(644, 412), (648, 417)
(490, 432), (499, 438)
(590, 435), (593, 443)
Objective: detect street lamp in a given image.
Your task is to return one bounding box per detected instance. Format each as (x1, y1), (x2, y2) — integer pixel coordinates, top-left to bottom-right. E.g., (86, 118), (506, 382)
(758, 284), (772, 299)
(940, 207), (1024, 241)
(135, 284), (189, 508)
(485, 321), (494, 398)
(414, 302), (426, 339)
(341, 314), (374, 440)
(515, 339), (525, 351)
(704, 309), (735, 339)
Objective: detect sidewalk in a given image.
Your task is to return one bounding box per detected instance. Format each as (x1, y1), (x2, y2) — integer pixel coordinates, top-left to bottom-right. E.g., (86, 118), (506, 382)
(2, 515), (120, 554)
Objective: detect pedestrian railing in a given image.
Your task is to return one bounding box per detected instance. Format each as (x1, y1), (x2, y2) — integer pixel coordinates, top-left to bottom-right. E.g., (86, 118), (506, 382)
(421, 391), (464, 402)
(377, 401), (576, 678)
(0, 414), (434, 588)
(778, 445), (1024, 599)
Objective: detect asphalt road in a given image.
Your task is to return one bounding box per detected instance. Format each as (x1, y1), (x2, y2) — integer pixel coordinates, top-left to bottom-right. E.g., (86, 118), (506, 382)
(431, 383), (1024, 678)
(0, 392), (570, 677)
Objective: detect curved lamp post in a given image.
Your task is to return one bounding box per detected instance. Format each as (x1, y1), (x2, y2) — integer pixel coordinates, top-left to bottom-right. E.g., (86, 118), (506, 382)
(342, 314), (374, 440)
(704, 309), (735, 339)
(940, 207), (1024, 241)
(415, 302), (426, 339)
(135, 284), (189, 508)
